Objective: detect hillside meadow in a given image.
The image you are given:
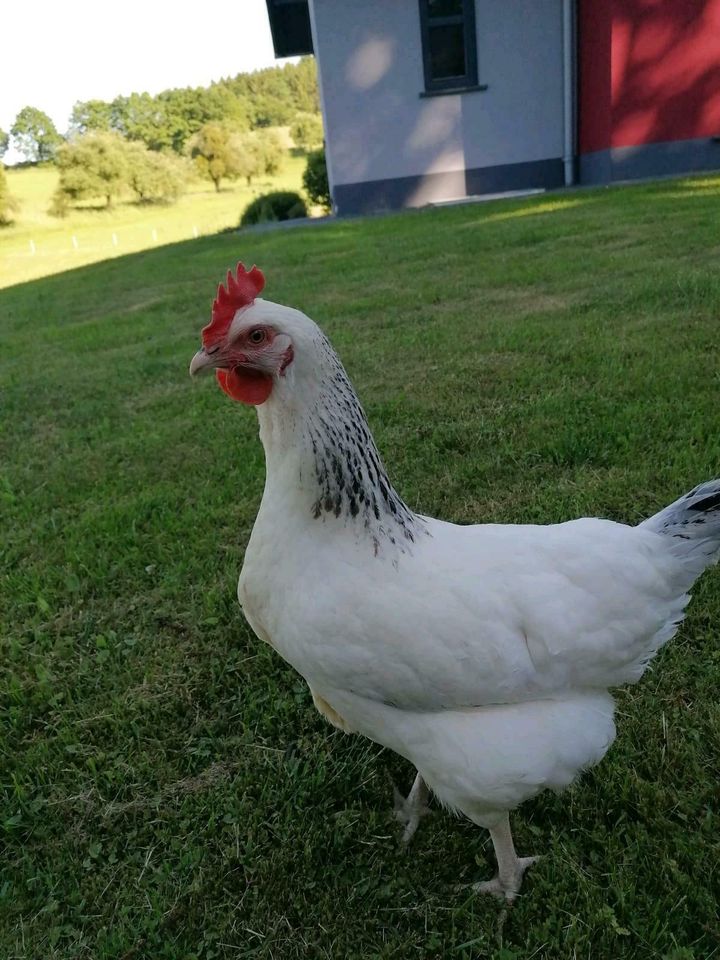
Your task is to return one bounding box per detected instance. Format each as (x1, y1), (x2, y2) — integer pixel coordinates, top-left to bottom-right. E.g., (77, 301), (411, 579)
(0, 149), (308, 289)
(2, 175), (720, 958)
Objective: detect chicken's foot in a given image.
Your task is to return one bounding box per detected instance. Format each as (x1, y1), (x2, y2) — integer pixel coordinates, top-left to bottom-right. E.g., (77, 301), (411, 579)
(473, 813), (539, 902)
(393, 771), (430, 844)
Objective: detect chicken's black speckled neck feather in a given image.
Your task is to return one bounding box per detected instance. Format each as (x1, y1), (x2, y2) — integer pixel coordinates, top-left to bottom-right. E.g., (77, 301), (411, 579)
(303, 335), (422, 550)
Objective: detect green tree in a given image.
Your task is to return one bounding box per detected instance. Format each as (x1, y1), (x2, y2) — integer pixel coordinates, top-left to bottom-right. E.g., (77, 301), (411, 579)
(290, 113), (323, 151)
(189, 122), (247, 191)
(11, 106), (63, 162)
(286, 57), (320, 114)
(220, 130), (286, 187)
(110, 92), (166, 150)
(52, 132), (128, 210)
(69, 99), (113, 134)
(125, 142), (188, 202)
(255, 129), (284, 177)
(98, 85), (251, 155)
(249, 95), (294, 129)
(0, 129), (9, 159)
(228, 59), (319, 127)
(159, 85), (249, 153)
(0, 166), (19, 225)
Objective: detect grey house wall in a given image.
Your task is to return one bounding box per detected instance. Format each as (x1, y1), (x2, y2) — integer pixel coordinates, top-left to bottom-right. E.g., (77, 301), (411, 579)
(309, 0), (566, 215)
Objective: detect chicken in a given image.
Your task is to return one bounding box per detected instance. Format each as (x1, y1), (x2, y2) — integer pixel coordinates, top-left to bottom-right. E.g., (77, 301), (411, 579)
(190, 263), (720, 900)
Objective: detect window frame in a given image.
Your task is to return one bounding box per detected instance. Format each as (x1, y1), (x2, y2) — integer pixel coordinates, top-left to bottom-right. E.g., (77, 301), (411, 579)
(418, 0), (480, 95)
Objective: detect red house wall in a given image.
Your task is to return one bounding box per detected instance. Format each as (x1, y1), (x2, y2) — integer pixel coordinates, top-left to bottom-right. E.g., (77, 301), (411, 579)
(579, 0), (720, 155)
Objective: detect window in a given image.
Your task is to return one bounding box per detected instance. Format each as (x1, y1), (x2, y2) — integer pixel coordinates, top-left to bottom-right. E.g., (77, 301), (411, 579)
(418, 0), (480, 95)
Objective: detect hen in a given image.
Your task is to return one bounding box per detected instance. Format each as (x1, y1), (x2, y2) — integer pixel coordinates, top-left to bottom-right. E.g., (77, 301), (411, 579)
(190, 263), (720, 899)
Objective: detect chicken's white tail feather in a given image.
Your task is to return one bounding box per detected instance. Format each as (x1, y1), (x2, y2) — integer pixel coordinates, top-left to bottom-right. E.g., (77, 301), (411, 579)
(640, 478), (720, 578)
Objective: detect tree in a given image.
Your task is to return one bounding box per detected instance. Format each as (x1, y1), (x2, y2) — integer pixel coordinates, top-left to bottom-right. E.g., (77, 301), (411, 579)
(228, 59), (319, 127)
(286, 57), (320, 114)
(248, 95), (294, 129)
(95, 85), (251, 155)
(223, 130), (285, 187)
(158, 84), (249, 153)
(125, 142), (188, 203)
(290, 113), (323, 151)
(110, 92), (166, 150)
(11, 106), (62, 162)
(0, 166), (19, 225)
(69, 99), (113, 134)
(255, 129), (284, 177)
(189, 123), (246, 191)
(0, 129), (9, 159)
(52, 132), (128, 210)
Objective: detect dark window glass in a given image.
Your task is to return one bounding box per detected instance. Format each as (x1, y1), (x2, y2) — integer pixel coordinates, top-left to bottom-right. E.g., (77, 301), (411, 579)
(427, 0), (463, 16)
(428, 24), (466, 79)
(419, 0), (478, 92)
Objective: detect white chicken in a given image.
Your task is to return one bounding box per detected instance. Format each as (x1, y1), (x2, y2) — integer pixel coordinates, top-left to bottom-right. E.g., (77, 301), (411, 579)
(190, 263), (720, 899)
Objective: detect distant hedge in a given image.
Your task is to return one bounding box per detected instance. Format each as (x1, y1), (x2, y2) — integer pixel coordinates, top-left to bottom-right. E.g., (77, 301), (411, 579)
(241, 191), (308, 227)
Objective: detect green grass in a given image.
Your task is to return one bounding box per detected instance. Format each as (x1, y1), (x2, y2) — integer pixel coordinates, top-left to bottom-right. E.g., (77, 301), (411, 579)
(2, 176), (720, 959)
(0, 151), (308, 289)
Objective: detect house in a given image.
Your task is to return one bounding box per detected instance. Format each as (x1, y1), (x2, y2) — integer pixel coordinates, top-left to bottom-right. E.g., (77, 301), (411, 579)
(266, 0), (720, 215)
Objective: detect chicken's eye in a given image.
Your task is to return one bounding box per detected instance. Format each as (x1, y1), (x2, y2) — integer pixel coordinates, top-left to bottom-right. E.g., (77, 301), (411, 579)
(248, 328), (266, 345)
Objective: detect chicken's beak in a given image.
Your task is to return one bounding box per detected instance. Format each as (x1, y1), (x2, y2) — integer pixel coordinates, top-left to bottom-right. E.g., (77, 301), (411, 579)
(189, 347), (217, 377)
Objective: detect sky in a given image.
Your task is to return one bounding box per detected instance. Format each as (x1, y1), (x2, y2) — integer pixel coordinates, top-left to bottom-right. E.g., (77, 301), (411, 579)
(1, 0), (292, 164)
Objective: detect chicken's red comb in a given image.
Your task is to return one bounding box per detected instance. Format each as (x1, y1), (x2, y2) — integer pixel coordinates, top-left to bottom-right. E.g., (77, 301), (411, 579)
(201, 262), (265, 348)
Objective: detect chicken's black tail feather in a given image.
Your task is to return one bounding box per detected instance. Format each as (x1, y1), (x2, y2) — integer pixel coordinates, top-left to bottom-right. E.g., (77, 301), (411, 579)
(640, 478), (720, 576)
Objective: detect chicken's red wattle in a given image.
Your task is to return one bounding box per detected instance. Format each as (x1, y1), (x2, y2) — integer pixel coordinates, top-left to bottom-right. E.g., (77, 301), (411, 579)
(216, 366), (273, 405)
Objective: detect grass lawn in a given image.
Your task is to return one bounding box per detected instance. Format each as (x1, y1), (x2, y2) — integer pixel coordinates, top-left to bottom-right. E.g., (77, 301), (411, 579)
(0, 152), (308, 290)
(2, 176), (720, 959)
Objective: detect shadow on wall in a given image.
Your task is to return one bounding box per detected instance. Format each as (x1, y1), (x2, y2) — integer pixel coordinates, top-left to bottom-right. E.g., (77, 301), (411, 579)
(611, 0), (720, 149)
(341, 31), (464, 198)
(337, 29), (540, 210)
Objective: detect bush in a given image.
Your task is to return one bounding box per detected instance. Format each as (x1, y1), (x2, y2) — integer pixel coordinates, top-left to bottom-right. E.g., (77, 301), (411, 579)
(303, 148), (330, 211)
(240, 191), (307, 226)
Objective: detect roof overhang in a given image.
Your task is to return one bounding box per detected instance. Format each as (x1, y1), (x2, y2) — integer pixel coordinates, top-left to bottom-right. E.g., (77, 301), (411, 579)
(265, 0), (314, 57)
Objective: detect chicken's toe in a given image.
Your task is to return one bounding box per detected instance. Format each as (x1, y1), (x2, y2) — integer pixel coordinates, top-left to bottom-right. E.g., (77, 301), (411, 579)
(472, 855), (540, 902)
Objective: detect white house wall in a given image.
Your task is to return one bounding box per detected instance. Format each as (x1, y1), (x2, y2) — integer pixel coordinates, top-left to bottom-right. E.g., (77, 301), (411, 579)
(309, 0), (566, 213)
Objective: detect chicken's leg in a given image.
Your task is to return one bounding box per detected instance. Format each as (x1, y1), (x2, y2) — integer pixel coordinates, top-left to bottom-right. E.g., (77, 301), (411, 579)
(473, 813), (538, 901)
(393, 772), (430, 843)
